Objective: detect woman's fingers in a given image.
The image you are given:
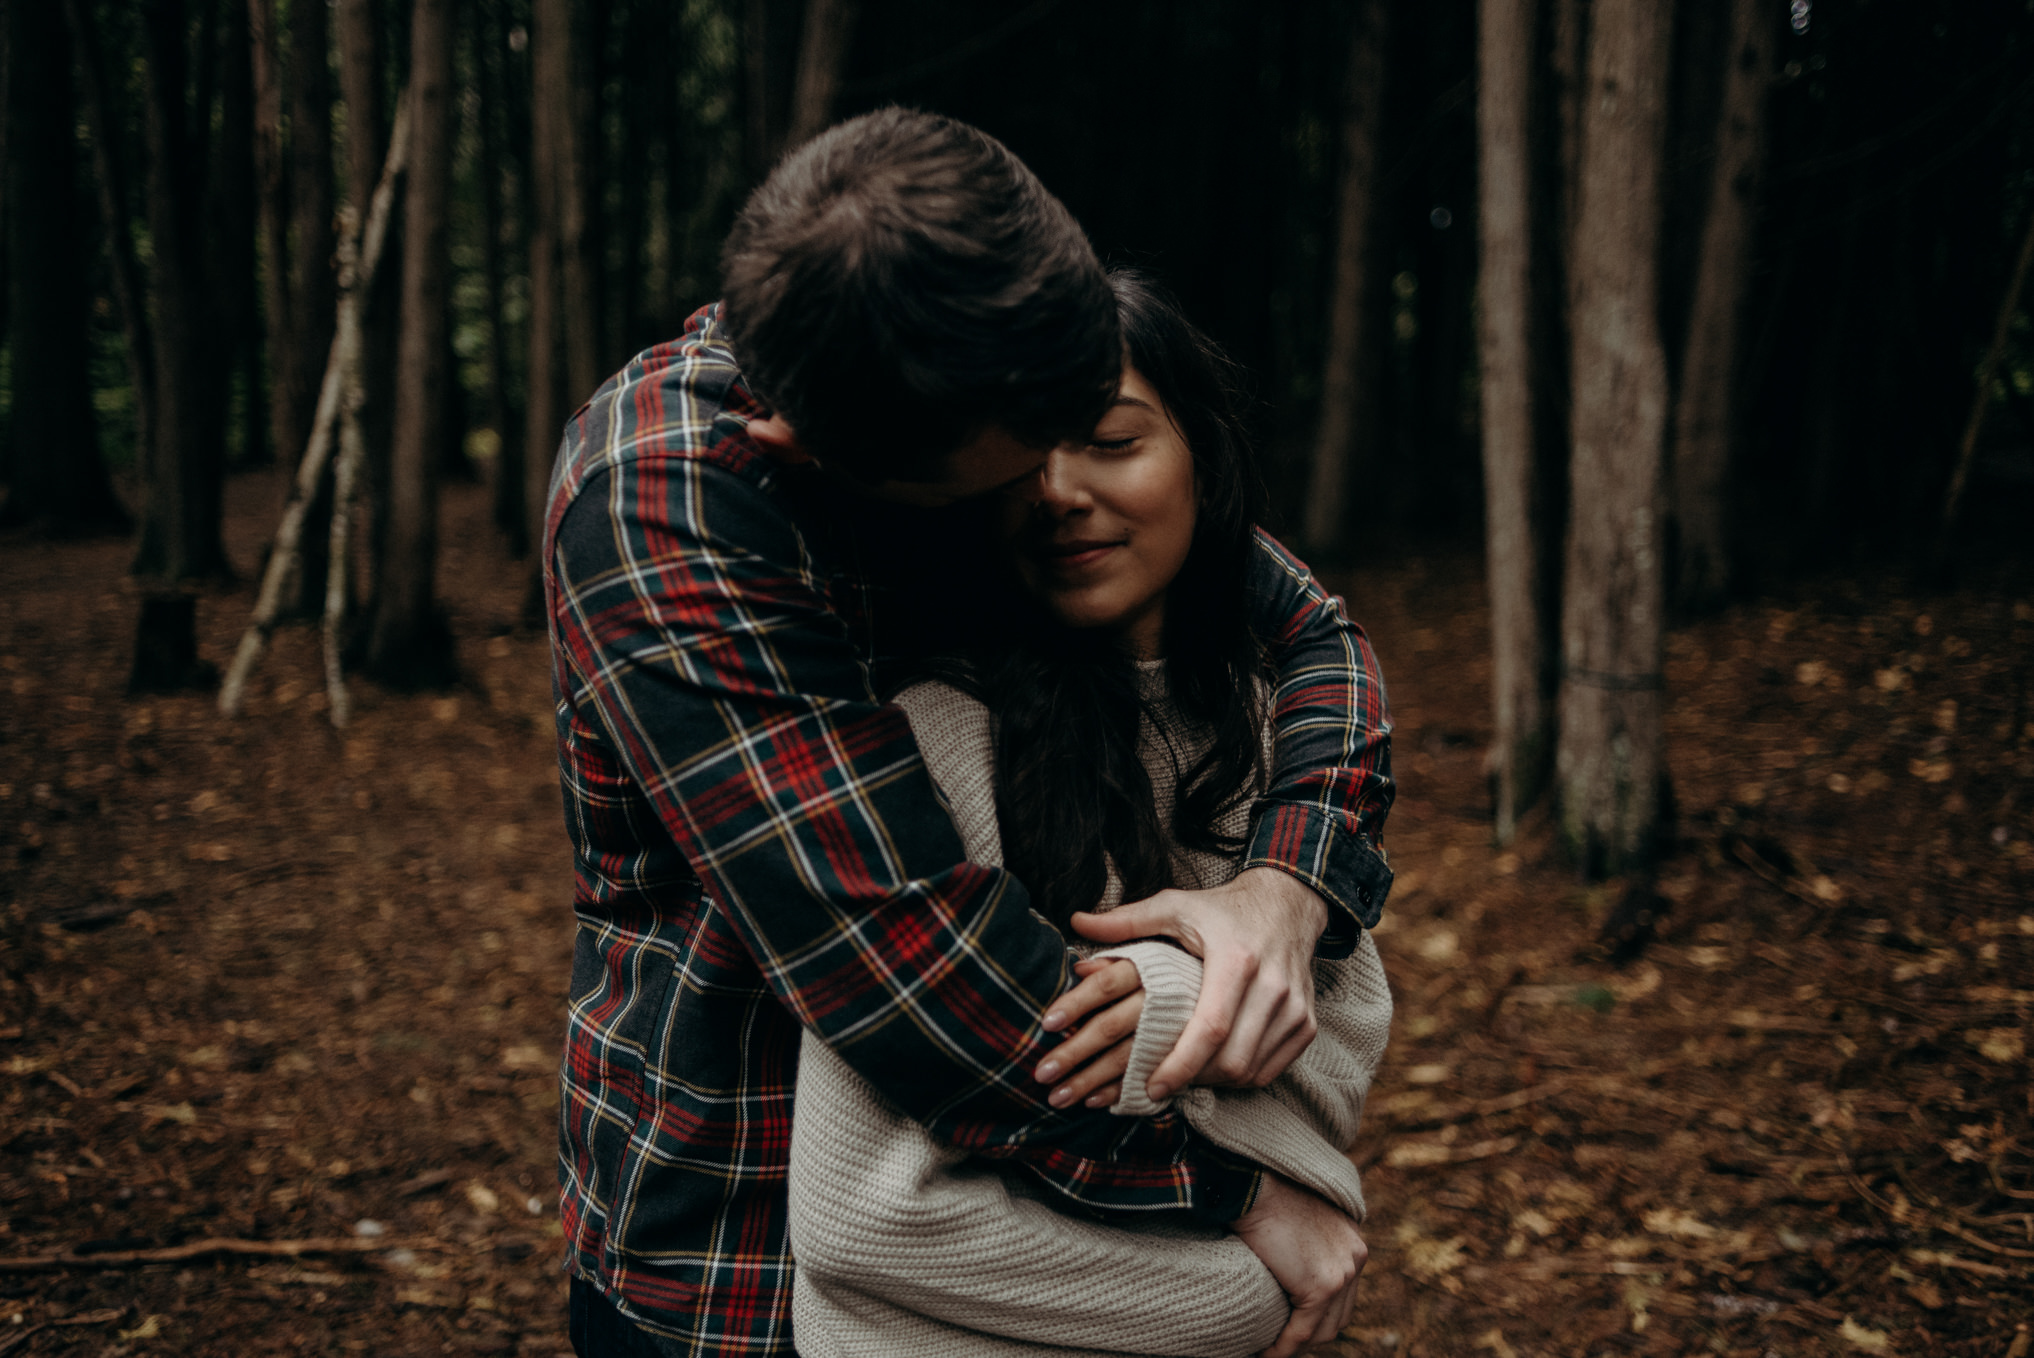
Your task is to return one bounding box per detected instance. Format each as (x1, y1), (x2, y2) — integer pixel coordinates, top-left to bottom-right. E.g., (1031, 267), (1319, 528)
(1036, 988), (1143, 1097)
(1050, 1033), (1134, 1109)
(1041, 957), (1142, 1033)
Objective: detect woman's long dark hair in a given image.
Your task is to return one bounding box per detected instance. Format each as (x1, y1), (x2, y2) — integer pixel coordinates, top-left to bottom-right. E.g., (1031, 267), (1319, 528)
(956, 269), (1274, 932)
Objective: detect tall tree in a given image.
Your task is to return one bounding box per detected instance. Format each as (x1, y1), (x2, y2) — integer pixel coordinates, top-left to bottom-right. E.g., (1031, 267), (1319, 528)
(364, 0), (455, 686)
(134, 0), (233, 579)
(1557, 0), (1672, 873)
(1669, 0), (1770, 612)
(1301, 0), (1388, 556)
(785, 0), (858, 149)
(336, 0), (398, 605)
(475, 0), (528, 553)
(524, 0), (582, 568)
(65, 0), (154, 492)
(1476, 0), (1553, 844)
(1, 0), (126, 533)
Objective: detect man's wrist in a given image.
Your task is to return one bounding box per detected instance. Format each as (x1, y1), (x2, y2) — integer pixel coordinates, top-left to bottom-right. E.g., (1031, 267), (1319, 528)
(1240, 866), (1329, 946)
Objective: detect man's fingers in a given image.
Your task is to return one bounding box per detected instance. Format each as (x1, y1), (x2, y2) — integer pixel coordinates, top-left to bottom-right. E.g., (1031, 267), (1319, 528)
(1066, 900), (1169, 944)
(1246, 1010), (1317, 1090)
(1259, 1300), (1328, 1358)
(1147, 953), (1251, 1096)
(1042, 958), (1141, 1033)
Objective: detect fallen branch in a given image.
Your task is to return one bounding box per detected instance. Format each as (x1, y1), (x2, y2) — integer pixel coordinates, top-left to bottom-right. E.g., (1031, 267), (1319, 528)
(1844, 1156), (2034, 1261)
(0, 1235), (416, 1273)
(219, 95), (413, 721)
(0, 1309), (124, 1358)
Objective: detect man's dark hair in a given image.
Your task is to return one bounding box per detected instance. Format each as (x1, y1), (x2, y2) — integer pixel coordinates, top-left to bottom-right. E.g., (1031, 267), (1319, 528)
(720, 108), (1120, 483)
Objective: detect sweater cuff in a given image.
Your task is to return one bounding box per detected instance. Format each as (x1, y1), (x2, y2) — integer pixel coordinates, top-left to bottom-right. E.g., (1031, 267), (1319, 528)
(1091, 940), (1203, 1118)
(1244, 804), (1393, 954)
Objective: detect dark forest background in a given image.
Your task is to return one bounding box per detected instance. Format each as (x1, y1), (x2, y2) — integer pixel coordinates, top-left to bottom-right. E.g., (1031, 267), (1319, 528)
(0, 0), (2031, 863)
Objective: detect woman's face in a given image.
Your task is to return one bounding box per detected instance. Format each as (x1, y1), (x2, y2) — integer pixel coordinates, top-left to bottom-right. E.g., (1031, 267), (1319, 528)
(999, 365), (1197, 658)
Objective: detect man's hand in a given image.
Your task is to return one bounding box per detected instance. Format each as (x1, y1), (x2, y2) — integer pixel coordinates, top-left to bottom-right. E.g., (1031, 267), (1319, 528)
(1069, 867), (1327, 1099)
(1035, 958), (1142, 1109)
(1230, 1173), (1367, 1358)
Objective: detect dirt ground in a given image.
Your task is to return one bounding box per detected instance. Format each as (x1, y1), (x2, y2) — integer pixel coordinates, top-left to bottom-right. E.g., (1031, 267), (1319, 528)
(2, 473), (2029, 1356)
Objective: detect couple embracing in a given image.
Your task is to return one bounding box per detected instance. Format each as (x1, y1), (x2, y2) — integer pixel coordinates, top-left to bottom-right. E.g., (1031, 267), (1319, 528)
(543, 108), (1396, 1358)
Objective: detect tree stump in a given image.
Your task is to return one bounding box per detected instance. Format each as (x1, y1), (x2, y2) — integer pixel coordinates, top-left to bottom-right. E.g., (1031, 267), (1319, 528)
(129, 593), (218, 693)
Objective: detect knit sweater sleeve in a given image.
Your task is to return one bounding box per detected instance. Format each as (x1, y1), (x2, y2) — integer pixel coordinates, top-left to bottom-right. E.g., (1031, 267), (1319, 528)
(788, 681), (1287, 1358)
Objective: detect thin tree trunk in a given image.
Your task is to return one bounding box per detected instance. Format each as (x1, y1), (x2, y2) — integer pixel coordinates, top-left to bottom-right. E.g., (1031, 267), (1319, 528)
(1939, 209), (2034, 539)
(1670, 0), (1770, 613)
(222, 98), (410, 717)
(1477, 0), (1551, 844)
(63, 0), (154, 505)
(336, 0), (397, 608)
(1557, 0), (1672, 875)
(477, 0), (526, 553)
(1302, 0), (1387, 556)
(744, 0), (779, 179)
(785, 0), (858, 150)
(525, 0), (569, 575)
(556, 0), (599, 405)
(364, 0), (455, 688)
(135, 0), (231, 580)
(0, 0), (125, 532)
(209, 0), (261, 474)
(249, 0), (292, 460)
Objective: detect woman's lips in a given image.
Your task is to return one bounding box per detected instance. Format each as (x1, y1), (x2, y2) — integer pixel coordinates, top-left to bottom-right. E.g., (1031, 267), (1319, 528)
(1035, 540), (1123, 571)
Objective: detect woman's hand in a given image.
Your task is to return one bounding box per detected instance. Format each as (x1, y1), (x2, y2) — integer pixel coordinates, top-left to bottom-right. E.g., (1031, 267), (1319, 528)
(1034, 958), (1144, 1109)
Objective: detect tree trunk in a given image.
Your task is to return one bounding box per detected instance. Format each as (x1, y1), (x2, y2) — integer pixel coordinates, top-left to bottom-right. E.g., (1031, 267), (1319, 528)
(1669, 0), (1770, 613)
(1557, 0), (1672, 875)
(208, 0), (261, 472)
(476, 0), (526, 554)
(135, 0), (231, 580)
(524, 0), (570, 571)
(250, 0), (291, 459)
(555, 0), (599, 405)
(0, 0), (125, 533)
(335, 0), (398, 607)
(64, 0), (155, 490)
(1477, 0), (1553, 844)
(785, 0), (858, 150)
(1301, 0), (1387, 556)
(363, 0), (455, 688)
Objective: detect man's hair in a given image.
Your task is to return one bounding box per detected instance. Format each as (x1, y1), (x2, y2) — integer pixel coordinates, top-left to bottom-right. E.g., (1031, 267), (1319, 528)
(720, 108), (1120, 483)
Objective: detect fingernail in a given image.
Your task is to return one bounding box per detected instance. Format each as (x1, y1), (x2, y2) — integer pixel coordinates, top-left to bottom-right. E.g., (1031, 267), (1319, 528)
(1147, 1083), (1170, 1101)
(1042, 1010), (1065, 1031)
(1035, 1060), (1060, 1081)
(1085, 1093), (1109, 1108)
(1049, 1086), (1074, 1107)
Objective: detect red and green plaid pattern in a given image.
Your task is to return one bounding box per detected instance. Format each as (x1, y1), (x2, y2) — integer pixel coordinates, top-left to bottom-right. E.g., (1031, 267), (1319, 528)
(543, 305), (1395, 1355)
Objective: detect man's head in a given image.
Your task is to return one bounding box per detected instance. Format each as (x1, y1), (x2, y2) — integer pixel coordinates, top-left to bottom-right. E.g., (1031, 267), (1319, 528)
(721, 108), (1120, 499)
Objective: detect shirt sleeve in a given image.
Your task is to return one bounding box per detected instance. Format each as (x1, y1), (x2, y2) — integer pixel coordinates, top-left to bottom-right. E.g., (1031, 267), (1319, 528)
(550, 457), (1254, 1223)
(1243, 529), (1397, 953)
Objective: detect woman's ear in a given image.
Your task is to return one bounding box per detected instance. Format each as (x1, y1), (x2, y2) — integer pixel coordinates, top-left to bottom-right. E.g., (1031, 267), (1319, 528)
(747, 412), (818, 467)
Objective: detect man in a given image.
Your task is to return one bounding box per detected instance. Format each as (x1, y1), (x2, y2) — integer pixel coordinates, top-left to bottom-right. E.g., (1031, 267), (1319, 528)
(545, 109), (1394, 1358)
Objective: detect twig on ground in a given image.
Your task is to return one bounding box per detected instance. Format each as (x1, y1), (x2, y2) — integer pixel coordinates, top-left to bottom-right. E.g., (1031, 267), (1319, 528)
(0, 1308), (125, 1357)
(0, 1236), (421, 1273)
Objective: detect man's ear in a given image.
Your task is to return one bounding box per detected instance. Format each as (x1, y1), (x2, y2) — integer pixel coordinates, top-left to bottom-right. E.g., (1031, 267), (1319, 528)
(747, 412), (818, 467)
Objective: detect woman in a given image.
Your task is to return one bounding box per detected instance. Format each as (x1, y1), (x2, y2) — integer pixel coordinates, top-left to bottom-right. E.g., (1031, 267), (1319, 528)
(787, 271), (1393, 1358)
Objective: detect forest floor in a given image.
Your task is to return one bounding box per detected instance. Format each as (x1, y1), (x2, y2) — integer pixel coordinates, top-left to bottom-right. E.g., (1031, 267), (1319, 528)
(1, 472), (2030, 1357)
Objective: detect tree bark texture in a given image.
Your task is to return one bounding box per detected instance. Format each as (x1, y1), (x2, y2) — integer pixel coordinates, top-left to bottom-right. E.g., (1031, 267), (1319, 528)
(1476, 0), (1552, 844)
(524, 0), (577, 570)
(336, 0), (398, 600)
(786, 0), (859, 150)
(64, 0), (155, 490)
(1669, 0), (1769, 613)
(554, 0), (599, 405)
(4, 0), (125, 533)
(1301, 0), (1387, 556)
(250, 0), (292, 455)
(134, 0), (231, 579)
(364, 0), (455, 687)
(1557, 0), (1672, 874)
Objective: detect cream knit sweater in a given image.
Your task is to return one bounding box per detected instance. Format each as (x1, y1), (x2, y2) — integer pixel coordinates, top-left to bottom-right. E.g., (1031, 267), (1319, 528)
(787, 674), (1394, 1358)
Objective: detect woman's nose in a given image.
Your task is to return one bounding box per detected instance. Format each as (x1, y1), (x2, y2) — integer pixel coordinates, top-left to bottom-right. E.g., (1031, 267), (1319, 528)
(1021, 448), (1090, 513)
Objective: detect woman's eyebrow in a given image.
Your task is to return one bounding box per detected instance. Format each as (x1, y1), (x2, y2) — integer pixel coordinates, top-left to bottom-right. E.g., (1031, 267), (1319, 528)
(1108, 395), (1159, 413)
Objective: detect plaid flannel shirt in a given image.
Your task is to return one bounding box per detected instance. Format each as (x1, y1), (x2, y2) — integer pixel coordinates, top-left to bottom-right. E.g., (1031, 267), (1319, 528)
(545, 304), (1395, 1355)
